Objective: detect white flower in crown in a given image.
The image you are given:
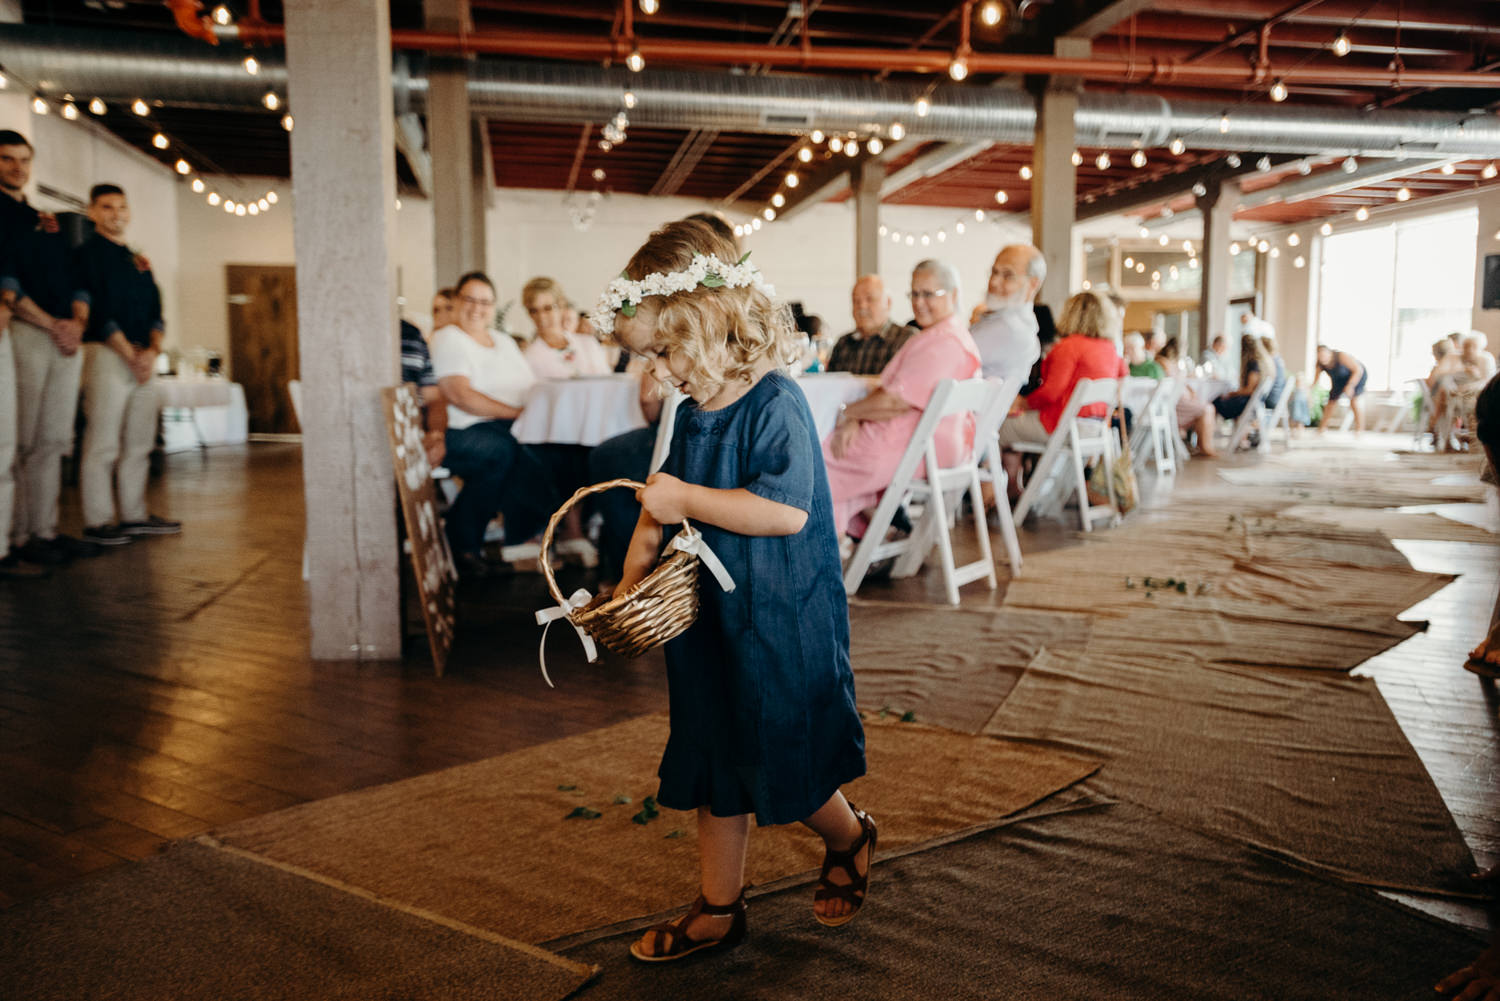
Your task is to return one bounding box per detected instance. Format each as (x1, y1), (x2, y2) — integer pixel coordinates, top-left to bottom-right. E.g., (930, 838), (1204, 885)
(590, 252), (776, 336)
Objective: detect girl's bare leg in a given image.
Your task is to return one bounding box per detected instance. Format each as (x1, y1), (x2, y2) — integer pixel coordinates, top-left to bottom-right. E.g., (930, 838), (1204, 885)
(801, 791), (869, 922)
(1195, 411), (1219, 457)
(631, 808), (749, 956)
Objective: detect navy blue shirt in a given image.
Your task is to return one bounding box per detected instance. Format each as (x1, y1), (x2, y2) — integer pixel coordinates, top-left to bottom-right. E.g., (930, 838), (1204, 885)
(73, 233), (163, 348)
(400, 320), (436, 387)
(0, 196), (80, 319)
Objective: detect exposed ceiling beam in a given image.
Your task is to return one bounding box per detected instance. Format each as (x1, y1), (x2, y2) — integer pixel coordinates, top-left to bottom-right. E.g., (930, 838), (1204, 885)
(774, 138), (930, 221)
(394, 112), (432, 197)
(649, 128), (719, 197)
(1078, 153), (1302, 220)
(1064, 0), (1160, 40)
(881, 141), (994, 198)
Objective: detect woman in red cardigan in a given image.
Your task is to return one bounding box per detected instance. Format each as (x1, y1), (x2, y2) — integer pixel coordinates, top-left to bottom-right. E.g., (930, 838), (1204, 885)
(994, 289), (1126, 494)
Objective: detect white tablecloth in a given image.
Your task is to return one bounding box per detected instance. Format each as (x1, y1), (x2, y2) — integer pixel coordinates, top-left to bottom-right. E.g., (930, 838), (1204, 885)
(158, 377), (249, 451)
(1188, 376), (1234, 403)
(512, 374), (646, 447)
(1122, 375), (1234, 414)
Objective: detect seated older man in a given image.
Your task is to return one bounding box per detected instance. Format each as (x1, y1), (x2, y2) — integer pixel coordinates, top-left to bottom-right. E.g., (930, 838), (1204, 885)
(826, 274), (915, 377)
(824, 260), (982, 539)
(969, 243), (1044, 386)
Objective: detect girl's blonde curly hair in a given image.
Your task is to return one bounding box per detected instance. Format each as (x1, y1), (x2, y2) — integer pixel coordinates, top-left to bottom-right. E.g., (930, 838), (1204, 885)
(616, 217), (801, 394)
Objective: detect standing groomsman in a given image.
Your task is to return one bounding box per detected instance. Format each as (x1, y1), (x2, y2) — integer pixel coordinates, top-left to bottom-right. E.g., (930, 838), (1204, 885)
(74, 183), (180, 544)
(0, 130), (98, 567)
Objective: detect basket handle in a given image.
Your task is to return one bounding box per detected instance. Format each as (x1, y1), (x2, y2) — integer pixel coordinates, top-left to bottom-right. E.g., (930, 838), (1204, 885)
(539, 478), (694, 608)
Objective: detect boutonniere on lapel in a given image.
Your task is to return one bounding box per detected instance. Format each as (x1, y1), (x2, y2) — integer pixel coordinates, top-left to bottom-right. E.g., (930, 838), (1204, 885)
(37, 211), (59, 235)
(131, 250), (152, 273)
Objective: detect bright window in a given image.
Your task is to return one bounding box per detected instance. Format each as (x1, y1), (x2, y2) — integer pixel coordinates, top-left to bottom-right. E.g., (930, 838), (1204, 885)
(1316, 208), (1476, 390)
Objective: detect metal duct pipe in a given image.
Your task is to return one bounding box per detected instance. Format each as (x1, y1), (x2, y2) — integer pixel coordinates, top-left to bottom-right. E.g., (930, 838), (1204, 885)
(3, 25), (1500, 157)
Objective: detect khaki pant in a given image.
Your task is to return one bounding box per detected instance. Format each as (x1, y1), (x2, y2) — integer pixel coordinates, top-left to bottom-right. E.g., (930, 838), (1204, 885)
(11, 319), (83, 546)
(0, 328), (16, 551)
(81, 343), (161, 528)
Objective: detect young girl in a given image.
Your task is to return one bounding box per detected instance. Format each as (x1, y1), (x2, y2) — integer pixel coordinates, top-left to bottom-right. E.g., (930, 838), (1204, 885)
(594, 218), (874, 962)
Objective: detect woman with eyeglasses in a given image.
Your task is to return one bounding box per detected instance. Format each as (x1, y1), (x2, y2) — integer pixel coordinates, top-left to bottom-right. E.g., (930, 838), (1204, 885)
(430, 270), (549, 578)
(822, 259), (982, 541)
(520, 276), (615, 380)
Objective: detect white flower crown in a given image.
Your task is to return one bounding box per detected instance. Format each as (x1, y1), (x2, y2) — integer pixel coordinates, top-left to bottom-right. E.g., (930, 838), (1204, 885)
(589, 252), (776, 336)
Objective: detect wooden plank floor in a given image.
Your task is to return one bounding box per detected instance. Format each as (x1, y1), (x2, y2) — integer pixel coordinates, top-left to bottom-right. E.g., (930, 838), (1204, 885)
(1, 438), (1496, 931)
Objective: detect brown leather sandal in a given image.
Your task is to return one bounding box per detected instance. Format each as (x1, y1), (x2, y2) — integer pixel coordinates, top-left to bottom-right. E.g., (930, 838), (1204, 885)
(814, 804), (877, 928)
(628, 890), (747, 963)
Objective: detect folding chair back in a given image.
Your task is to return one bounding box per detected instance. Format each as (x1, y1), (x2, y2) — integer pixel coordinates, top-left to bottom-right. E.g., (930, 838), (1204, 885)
(844, 377), (1009, 604)
(1224, 371), (1274, 452)
(1125, 376), (1179, 476)
(1012, 377), (1121, 532)
(1260, 383), (1293, 451)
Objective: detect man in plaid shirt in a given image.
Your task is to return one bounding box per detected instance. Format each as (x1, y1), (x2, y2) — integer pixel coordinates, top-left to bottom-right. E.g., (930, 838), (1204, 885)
(826, 275), (914, 377)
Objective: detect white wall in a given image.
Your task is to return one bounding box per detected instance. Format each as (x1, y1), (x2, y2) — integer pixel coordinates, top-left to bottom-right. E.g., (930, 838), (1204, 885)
(0, 96), (181, 344)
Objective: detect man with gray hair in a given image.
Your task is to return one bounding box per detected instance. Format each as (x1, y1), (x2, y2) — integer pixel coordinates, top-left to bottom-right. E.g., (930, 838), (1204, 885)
(970, 244), (1044, 386)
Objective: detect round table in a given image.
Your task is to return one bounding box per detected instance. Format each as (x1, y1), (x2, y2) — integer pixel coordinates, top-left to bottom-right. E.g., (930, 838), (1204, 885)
(511, 374), (646, 447)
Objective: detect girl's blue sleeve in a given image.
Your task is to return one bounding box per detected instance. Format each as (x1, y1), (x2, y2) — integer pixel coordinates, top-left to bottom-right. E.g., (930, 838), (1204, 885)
(743, 391), (815, 513)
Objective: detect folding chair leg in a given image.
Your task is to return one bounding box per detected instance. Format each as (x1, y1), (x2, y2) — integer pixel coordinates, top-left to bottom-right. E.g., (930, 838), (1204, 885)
(968, 470), (998, 591)
(988, 453), (1022, 574)
(843, 481), (907, 596)
(1070, 429), (1093, 533)
(925, 477), (960, 605)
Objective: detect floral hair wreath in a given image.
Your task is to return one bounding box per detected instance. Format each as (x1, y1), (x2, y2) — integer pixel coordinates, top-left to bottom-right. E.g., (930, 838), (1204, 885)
(589, 251), (776, 337)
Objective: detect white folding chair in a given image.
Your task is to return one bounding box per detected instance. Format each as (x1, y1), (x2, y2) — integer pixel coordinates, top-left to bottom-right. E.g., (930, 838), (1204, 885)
(975, 377), (1024, 577)
(843, 377), (1006, 605)
(1126, 376), (1180, 477)
(1408, 378), (1435, 447)
(1261, 384), (1293, 451)
(1222, 374), (1274, 452)
(1011, 377), (1121, 532)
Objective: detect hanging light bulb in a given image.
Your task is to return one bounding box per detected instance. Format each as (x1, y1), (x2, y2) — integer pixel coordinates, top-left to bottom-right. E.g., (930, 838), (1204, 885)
(1130, 149), (1147, 168)
(132, 98), (150, 116)
(191, 178), (206, 193)
(879, 224), (888, 236)
(613, 111), (629, 130)
(763, 208), (776, 221)
(844, 139), (859, 157)
(1158, 233), (1170, 246)
(639, 0), (659, 13)
(734, 224), (745, 238)
(915, 97), (931, 117)
(1226, 153), (1241, 167)
(598, 139), (612, 151)
(1219, 114), (1231, 133)
(810, 129), (825, 144)
(937, 230), (947, 242)
(1287, 232), (1301, 246)
(1151, 270), (1161, 281)
(786, 172), (800, 188)
(1191, 181), (1207, 197)
(243, 54), (260, 75)
(1183, 240), (1194, 253)
(1256, 156), (1272, 172)
(1136, 262), (1146, 273)
(1162, 207), (1174, 218)
(1341, 156), (1358, 174)
(1070, 150), (1083, 166)
(797, 147), (813, 164)
(223, 200), (235, 214)
(1123, 256), (1135, 269)
(955, 221), (965, 234)
(1320, 221), (1333, 236)
(281, 113), (294, 132)
(1394, 186), (1411, 201)
(152, 133), (169, 149)
(591, 168), (606, 182)
(905, 234), (915, 246)
(974, 209), (985, 221)
(266, 191), (278, 204)
(890, 230), (901, 243)
(752, 218), (762, 231)
(212, 4), (233, 24)
(1440, 162), (1456, 175)
(207, 192), (221, 206)
(1019, 164), (1033, 180)
(921, 233), (931, 246)
(1169, 137), (1186, 156)
(262, 91), (280, 110)
(626, 47), (645, 72)
(174, 158), (191, 175)
(1294, 255), (1307, 268)
(994, 190), (1008, 205)
(1269, 247), (1280, 258)
(1297, 161), (1312, 175)
(1484, 162), (1499, 180)
(89, 97), (106, 115)
(980, 2), (1003, 27)
(248, 203), (260, 216)
(1355, 206), (1370, 221)
(1189, 257), (1199, 269)
(889, 122), (905, 141)
(1138, 225), (1149, 238)
(30, 96), (48, 115)
(948, 54), (969, 82)
(0, 71), (7, 89)
(623, 90), (637, 109)
(1269, 80), (1288, 102)
(1229, 242), (1241, 255)
(235, 204), (247, 217)
(867, 136), (884, 155)
(829, 136), (843, 154)
(1095, 151), (1111, 170)
(1332, 32), (1351, 57)
(771, 193), (786, 208)
(1258, 240), (1271, 252)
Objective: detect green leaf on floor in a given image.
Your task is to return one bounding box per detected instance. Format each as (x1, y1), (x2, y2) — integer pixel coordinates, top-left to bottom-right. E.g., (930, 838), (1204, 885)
(612, 794), (633, 805)
(557, 784), (578, 792)
(900, 710), (917, 723)
(566, 806), (602, 820)
(665, 829), (686, 839)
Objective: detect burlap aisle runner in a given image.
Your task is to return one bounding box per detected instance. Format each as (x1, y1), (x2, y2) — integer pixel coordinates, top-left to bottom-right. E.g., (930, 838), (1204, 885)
(215, 713), (1100, 945)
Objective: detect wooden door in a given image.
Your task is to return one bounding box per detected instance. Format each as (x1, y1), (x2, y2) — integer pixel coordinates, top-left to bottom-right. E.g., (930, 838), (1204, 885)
(227, 265), (300, 434)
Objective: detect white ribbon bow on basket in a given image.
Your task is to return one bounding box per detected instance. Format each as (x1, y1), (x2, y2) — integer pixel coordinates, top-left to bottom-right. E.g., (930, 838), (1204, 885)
(532, 526), (735, 689)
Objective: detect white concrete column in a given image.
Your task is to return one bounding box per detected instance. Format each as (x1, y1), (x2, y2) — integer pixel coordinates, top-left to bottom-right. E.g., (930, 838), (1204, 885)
(1197, 179), (1239, 359)
(428, 0), (484, 284)
(1471, 187), (1500, 355)
(1031, 86), (1079, 315)
(285, 0), (401, 660)
(851, 160), (883, 278)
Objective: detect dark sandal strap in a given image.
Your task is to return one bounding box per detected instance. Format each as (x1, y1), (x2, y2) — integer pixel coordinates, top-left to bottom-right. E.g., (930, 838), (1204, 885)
(641, 892), (745, 957)
(815, 808), (876, 902)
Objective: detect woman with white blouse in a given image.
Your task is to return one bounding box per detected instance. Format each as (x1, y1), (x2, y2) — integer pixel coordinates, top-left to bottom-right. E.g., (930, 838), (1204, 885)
(519, 277), (615, 380)
(430, 271), (547, 577)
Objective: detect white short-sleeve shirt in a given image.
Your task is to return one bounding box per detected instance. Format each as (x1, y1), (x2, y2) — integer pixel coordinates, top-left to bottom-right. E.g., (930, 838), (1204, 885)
(429, 324), (537, 431)
(522, 332), (616, 381)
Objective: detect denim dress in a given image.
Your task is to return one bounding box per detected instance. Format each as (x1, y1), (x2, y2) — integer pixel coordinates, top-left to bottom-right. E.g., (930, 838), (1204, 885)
(656, 370), (866, 826)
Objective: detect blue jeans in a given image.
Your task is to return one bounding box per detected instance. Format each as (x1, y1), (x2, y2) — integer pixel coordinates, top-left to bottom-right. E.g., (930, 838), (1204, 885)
(442, 420), (542, 556)
(586, 425), (656, 577)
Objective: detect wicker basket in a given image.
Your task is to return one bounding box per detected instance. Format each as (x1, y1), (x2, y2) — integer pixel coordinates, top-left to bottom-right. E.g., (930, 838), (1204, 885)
(539, 478), (704, 660)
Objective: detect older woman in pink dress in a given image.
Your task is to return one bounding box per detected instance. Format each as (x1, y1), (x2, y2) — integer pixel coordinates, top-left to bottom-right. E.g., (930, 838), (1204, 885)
(823, 259), (982, 539)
